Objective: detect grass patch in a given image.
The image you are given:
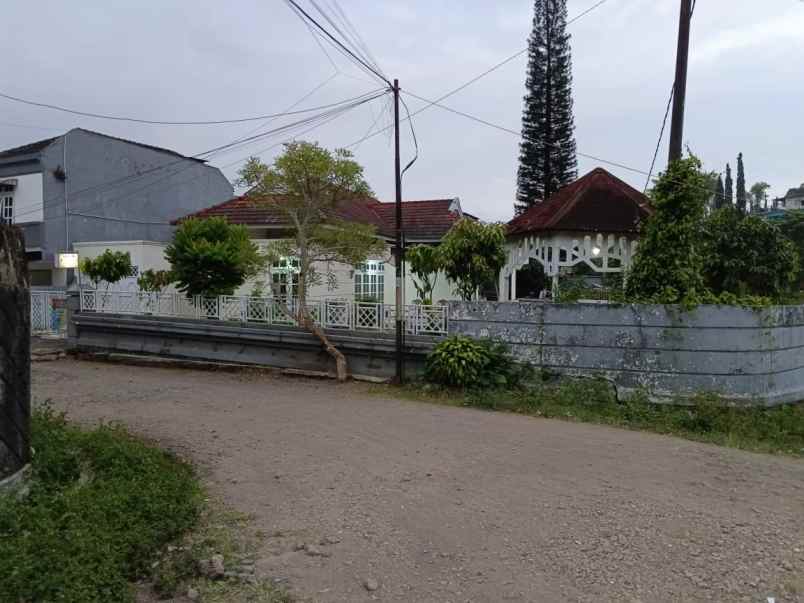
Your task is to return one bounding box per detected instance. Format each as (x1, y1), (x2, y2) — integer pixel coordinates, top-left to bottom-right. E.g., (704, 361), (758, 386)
(0, 407), (291, 602)
(381, 379), (804, 457)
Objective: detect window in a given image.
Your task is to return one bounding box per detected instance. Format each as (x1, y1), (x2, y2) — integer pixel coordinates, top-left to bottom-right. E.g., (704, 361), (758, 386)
(354, 260), (384, 303)
(0, 189), (12, 225)
(271, 256), (299, 298)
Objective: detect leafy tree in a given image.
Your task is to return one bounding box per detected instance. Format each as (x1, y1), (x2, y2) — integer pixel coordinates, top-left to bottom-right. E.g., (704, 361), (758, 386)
(779, 210), (804, 289)
(749, 181), (771, 212)
(515, 0), (577, 214)
(136, 269), (174, 294)
(165, 217), (264, 297)
(724, 163), (734, 207)
(406, 244), (442, 304)
(439, 219), (506, 301)
(79, 250), (134, 292)
(237, 141), (384, 381)
(702, 207), (798, 299)
(625, 156), (710, 304)
(736, 153), (747, 214)
(714, 175), (726, 210)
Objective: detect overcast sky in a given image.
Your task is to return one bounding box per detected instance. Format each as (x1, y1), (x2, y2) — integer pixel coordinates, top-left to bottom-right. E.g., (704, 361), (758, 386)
(1, 0), (802, 222)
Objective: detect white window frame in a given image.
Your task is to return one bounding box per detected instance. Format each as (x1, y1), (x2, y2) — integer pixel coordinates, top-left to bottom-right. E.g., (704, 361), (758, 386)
(354, 260), (384, 303)
(0, 186), (13, 225)
(271, 256), (300, 298)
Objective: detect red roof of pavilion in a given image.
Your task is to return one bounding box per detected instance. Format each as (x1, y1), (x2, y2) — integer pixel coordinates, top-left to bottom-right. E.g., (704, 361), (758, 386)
(507, 168), (652, 236)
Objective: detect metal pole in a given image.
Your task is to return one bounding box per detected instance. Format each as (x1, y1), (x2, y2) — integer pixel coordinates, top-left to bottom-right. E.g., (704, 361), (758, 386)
(393, 79), (405, 384)
(667, 0), (692, 164)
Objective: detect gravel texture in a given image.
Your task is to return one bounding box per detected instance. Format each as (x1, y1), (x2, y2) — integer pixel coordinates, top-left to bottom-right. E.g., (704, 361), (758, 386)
(34, 359), (804, 602)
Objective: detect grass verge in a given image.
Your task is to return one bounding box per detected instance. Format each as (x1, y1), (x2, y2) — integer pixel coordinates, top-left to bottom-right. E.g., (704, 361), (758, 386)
(379, 379), (804, 457)
(0, 407), (290, 602)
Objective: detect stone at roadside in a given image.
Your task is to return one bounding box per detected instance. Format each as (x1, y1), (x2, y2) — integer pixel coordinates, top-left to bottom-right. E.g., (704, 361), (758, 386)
(304, 544), (330, 557)
(200, 553), (224, 579)
(187, 587), (200, 601)
(320, 536), (341, 545)
(364, 578), (380, 591)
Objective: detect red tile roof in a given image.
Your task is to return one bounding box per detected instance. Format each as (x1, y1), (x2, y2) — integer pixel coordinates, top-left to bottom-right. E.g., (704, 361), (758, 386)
(176, 195), (464, 240)
(507, 168), (652, 236)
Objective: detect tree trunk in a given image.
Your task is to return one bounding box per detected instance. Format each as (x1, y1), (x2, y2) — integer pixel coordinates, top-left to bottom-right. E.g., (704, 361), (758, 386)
(294, 269), (349, 382)
(0, 225), (30, 480)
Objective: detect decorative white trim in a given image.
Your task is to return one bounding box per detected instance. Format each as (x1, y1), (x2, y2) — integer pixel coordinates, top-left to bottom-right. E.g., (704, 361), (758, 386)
(500, 232), (639, 301)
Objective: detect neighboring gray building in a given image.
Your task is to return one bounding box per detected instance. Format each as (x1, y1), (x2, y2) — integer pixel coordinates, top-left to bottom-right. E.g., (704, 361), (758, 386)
(0, 128), (233, 286)
(780, 184), (804, 210)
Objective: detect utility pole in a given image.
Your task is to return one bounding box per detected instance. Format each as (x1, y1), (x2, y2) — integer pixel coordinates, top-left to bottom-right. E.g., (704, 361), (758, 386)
(667, 0), (692, 164)
(392, 78), (405, 384)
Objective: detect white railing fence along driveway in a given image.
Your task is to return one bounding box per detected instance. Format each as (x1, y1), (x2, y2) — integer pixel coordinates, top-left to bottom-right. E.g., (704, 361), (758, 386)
(79, 290), (448, 336)
(31, 290), (67, 336)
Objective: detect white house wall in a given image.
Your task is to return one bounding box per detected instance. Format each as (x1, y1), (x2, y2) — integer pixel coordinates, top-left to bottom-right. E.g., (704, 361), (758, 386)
(74, 240), (170, 291)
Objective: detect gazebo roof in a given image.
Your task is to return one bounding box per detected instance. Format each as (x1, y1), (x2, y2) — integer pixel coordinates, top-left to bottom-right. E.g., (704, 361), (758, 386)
(507, 168), (652, 236)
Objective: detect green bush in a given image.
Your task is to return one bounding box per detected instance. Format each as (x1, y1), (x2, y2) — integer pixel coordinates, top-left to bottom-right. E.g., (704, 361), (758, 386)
(79, 249), (135, 290)
(425, 335), (527, 389)
(702, 207), (799, 300)
(0, 408), (202, 602)
(166, 217), (265, 297)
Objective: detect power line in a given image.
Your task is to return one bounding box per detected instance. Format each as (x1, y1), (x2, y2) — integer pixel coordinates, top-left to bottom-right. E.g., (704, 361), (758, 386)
(399, 95), (419, 180)
(346, 0), (612, 149)
(284, 0), (390, 86)
(0, 88), (383, 126)
(11, 91), (388, 223)
(644, 84), (675, 192)
(401, 90), (650, 177)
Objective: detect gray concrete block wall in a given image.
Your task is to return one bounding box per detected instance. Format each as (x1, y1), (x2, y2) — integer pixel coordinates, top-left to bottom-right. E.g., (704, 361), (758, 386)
(448, 301), (804, 406)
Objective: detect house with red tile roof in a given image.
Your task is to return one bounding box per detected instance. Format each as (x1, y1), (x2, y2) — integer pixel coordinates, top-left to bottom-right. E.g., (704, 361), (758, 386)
(175, 194), (470, 303)
(500, 168), (653, 300)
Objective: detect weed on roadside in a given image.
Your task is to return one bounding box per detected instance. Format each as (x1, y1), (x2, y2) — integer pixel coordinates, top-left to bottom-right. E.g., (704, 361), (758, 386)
(377, 380), (804, 457)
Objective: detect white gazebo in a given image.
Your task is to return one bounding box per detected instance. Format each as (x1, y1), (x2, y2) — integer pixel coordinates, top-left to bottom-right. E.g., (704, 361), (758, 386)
(499, 168), (653, 300)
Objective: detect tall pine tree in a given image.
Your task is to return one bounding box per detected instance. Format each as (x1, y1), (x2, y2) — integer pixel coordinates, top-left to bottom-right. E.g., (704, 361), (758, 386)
(736, 152), (747, 214)
(715, 175), (725, 209)
(724, 163), (734, 207)
(515, 0), (577, 214)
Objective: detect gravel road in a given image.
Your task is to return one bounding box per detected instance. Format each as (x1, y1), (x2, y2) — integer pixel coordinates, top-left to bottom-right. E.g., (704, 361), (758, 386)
(33, 359), (804, 602)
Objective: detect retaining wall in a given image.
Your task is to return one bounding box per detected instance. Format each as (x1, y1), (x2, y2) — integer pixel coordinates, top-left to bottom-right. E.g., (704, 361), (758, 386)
(67, 297), (436, 380)
(448, 301), (804, 406)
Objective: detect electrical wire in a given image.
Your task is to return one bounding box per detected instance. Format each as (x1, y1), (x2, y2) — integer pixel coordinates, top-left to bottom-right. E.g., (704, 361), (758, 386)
(0, 88), (383, 126)
(11, 91), (389, 223)
(644, 84), (674, 192)
(346, 0), (611, 149)
(399, 95), (419, 179)
(284, 0), (390, 86)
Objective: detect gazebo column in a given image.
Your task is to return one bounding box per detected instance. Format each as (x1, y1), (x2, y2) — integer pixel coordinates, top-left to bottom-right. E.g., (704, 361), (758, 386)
(510, 269), (517, 301)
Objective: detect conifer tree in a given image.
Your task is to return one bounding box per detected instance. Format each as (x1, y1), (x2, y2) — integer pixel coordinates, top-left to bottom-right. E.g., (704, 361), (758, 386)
(736, 152), (747, 214)
(715, 175), (725, 209)
(515, 0), (577, 214)
(724, 163), (734, 207)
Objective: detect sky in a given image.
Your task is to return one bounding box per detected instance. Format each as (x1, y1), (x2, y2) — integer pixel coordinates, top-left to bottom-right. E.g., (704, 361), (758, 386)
(1, 0), (802, 222)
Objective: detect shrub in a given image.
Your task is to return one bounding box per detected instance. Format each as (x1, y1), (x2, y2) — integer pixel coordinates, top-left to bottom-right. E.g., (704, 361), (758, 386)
(702, 207), (799, 300)
(425, 335), (527, 389)
(137, 268), (174, 294)
(0, 407), (202, 602)
(79, 249), (135, 290)
(165, 217), (265, 297)
(439, 219), (507, 301)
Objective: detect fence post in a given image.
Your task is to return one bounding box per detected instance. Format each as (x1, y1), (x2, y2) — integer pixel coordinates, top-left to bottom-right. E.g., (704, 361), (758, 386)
(0, 225), (31, 482)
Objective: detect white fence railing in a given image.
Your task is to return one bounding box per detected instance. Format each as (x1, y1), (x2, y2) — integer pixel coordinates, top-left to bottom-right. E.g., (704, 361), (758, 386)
(31, 290), (67, 336)
(79, 290), (448, 336)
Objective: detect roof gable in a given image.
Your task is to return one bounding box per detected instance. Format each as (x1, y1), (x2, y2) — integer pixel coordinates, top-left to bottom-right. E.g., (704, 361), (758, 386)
(507, 168), (652, 236)
(0, 136), (58, 161)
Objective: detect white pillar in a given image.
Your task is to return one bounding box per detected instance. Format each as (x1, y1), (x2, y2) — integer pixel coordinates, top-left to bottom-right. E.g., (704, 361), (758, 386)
(511, 269), (517, 301)
(498, 269), (508, 302)
(551, 273), (559, 299)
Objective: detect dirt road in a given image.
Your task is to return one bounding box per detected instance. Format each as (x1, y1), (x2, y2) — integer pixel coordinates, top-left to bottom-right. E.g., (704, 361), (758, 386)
(33, 359), (804, 602)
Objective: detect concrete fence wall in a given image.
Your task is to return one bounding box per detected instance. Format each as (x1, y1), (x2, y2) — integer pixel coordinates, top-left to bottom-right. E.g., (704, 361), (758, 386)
(448, 301), (804, 406)
(66, 294), (436, 380)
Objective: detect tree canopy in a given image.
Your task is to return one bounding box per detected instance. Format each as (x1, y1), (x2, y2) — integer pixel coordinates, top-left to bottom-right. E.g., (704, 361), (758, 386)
(165, 217), (264, 297)
(439, 219), (507, 301)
